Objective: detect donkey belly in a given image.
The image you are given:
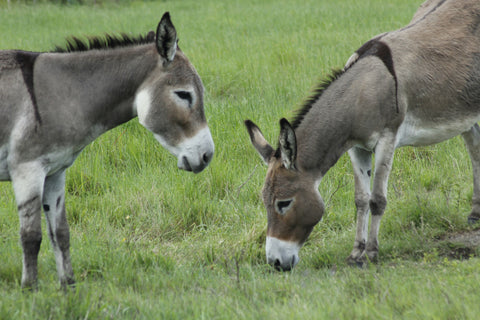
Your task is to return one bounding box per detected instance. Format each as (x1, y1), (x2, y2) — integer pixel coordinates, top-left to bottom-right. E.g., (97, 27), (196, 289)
(395, 113), (480, 148)
(41, 148), (81, 176)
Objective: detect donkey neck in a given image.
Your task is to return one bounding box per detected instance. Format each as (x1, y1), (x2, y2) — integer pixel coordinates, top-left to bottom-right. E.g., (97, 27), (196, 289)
(295, 108), (354, 179)
(293, 57), (397, 178)
(293, 70), (362, 178)
(35, 44), (159, 131)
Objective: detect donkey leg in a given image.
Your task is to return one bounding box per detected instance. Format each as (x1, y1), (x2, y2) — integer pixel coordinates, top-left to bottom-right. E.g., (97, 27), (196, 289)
(364, 132), (396, 262)
(346, 147), (372, 266)
(461, 124), (480, 224)
(10, 162), (46, 290)
(42, 169), (75, 289)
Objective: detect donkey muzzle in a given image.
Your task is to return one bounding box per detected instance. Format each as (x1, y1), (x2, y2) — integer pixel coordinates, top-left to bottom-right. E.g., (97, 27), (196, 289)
(153, 126), (214, 173)
(175, 127), (214, 174)
(179, 149), (213, 173)
(265, 236), (300, 271)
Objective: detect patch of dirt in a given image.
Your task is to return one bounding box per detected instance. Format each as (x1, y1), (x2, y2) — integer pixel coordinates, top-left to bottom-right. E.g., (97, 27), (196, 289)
(442, 228), (480, 259)
(447, 229), (480, 247)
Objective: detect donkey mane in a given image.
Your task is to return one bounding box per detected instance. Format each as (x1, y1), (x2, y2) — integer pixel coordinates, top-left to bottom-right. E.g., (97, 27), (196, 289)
(291, 39), (398, 129)
(291, 68), (345, 129)
(53, 32), (156, 53)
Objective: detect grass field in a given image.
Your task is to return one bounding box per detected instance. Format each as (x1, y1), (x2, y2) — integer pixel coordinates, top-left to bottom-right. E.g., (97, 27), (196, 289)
(1, 0), (480, 319)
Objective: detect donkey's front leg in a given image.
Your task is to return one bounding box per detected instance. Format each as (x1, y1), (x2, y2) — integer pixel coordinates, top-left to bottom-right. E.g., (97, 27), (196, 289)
(364, 132), (396, 262)
(43, 170), (75, 290)
(346, 147), (372, 266)
(11, 162), (46, 290)
(462, 124), (480, 224)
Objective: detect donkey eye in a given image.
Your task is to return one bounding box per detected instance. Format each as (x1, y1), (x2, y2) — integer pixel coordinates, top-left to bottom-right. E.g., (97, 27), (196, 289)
(275, 199), (294, 215)
(175, 90), (193, 106)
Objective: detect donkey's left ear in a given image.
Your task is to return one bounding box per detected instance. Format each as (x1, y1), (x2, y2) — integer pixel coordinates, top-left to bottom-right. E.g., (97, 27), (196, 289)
(156, 12), (178, 63)
(279, 118), (297, 170)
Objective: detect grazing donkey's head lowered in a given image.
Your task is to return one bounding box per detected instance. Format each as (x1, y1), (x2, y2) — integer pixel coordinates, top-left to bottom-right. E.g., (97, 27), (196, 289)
(246, 0), (480, 271)
(245, 119), (324, 271)
(0, 12), (213, 290)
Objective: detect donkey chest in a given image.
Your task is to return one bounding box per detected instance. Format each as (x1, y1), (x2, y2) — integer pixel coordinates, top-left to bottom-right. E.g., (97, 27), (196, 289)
(395, 112), (480, 148)
(2, 142), (81, 179)
(4, 121), (105, 179)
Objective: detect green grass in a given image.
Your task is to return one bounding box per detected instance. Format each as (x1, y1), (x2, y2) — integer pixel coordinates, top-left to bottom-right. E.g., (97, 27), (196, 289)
(1, 0), (480, 319)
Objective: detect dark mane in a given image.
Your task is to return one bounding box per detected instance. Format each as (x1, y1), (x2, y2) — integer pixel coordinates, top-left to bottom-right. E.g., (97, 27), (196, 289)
(291, 38), (399, 129)
(291, 68), (345, 129)
(53, 31), (155, 53)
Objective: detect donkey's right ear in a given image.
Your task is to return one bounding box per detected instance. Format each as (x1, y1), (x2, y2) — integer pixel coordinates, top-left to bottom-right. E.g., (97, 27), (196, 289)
(245, 120), (274, 164)
(156, 12), (178, 63)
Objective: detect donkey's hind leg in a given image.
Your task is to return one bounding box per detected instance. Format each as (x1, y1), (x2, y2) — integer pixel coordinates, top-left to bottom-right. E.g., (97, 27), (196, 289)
(10, 162), (46, 290)
(42, 169), (75, 289)
(461, 123), (480, 224)
(346, 146), (372, 266)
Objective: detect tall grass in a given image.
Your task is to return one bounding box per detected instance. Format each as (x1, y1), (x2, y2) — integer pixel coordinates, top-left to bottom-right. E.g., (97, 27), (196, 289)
(1, 0), (480, 318)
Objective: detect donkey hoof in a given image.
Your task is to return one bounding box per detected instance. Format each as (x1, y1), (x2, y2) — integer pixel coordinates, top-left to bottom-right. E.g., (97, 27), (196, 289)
(366, 252), (379, 263)
(346, 255), (367, 268)
(60, 278), (76, 292)
(346, 255), (358, 266)
(21, 282), (38, 293)
(467, 215), (480, 225)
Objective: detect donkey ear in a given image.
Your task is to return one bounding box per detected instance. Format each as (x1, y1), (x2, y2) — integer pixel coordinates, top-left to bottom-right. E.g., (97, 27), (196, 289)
(156, 12), (178, 63)
(279, 118), (297, 170)
(245, 120), (275, 164)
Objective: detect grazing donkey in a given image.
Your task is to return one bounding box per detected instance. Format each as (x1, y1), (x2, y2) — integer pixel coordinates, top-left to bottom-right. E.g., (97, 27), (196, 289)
(245, 0), (480, 271)
(0, 12), (214, 289)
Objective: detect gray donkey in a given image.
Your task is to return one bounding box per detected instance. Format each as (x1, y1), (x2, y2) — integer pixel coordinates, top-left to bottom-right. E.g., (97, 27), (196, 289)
(0, 13), (214, 289)
(246, 0), (480, 271)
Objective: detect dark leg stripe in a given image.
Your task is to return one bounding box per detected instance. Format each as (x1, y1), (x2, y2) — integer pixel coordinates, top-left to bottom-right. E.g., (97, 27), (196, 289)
(56, 196), (62, 210)
(46, 220), (57, 247)
(18, 196), (40, 212)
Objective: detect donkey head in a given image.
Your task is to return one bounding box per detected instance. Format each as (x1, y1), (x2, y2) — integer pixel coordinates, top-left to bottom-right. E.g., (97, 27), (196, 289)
(245, 119), (324, 271)
(135, 13), (214, 173)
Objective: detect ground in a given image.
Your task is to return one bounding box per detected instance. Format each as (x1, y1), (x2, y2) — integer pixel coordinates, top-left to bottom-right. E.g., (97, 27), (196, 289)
(443, 228), (480, 259)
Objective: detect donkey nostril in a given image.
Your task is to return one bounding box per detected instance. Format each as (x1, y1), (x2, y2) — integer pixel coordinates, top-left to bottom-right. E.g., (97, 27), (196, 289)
(202, 151), (212, 164)
(274, 259), (281, 270)
(182, 156), (193, 172)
